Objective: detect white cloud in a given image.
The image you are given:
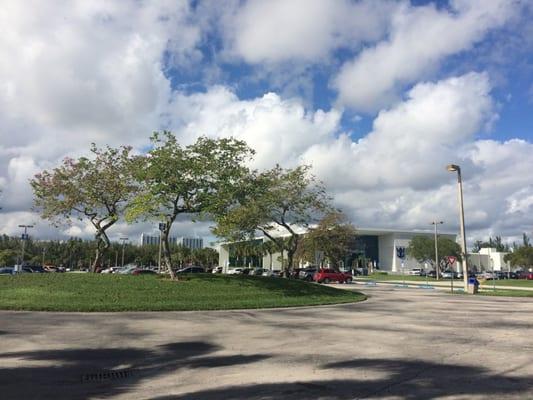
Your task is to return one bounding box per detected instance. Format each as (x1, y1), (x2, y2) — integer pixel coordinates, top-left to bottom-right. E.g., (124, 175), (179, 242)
(0, 1), (532, 248)
(0, 0), (203, 240)
(333, 0), (522, 111)
(220, 0), (394, 64)
(167, 86), (342, 170)
(0, 0), (200, 155)
(303, 72), (495, 191)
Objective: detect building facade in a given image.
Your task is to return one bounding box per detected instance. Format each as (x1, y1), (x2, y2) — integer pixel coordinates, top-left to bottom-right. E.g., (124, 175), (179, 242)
(139, 233), (176, 246)
(218, 228), (457, 273)
(467, 248), (510, 272)
(178, 237), (204, 250)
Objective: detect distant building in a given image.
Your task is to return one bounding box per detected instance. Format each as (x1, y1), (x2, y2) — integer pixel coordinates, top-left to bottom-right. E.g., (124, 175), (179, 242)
(178, 237), (203, 250)
(219, 227), (457, 273)
(467, 248), (510, 272)
(139, 233), (176, 246)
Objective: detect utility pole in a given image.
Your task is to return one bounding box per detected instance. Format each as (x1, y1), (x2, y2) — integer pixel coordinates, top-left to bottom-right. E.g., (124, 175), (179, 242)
(120, 237), (129, 268)
(18, 225), (34, 269)
(431, 221), (444, 280)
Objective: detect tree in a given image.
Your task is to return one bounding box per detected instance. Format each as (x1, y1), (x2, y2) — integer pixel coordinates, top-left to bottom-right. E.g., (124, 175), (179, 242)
(31, 145), (138, 272)
(126, 132), (253, 279)
(171, 244), (191, 269)
(214, 164), (332, 276)
(190, 247), (219, 268)
(0, 249), (17, 266)
(295, 211), (357, 270)
(407, 236), (462, 272)
(522, 233), (531, 247)
(504, 246), (533, 269)
(471, 236), (509, 253)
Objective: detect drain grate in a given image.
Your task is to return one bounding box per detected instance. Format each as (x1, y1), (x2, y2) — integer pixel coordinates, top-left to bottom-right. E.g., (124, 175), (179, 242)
(81, 369), (135, 383)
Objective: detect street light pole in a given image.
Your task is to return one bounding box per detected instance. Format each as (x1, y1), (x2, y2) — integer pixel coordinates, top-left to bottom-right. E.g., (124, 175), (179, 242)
(120, 237), (129, 268)
(18, 225), (34, 268)
(446, 164), (469, 292)
(431, 221), (444, 280)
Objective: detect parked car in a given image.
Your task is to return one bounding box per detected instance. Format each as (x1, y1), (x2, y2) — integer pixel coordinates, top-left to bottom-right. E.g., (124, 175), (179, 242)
(408, 268), (425, 276)
(248, 268), (262, 276)
(261, 269), (281, 277)
(24, 265), (47, 273)
(0, 267), (14, 275)
(132, 269), (158, 275)
(227, 268), (243, 275)
(517, 270), (533, 280)
(479, 271), (497, 280)
(176, 266), (205, 274)
(313, 269), (352, 284)
(426, 270), (437, 278)
(118, 265), (139, 274)
(440, 270), (457, 279)
(299, 267), (317, 281)
(211, 266), (223, 274)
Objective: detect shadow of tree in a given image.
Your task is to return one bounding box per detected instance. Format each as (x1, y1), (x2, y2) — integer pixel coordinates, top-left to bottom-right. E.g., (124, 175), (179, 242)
(152, 357), (533, 400)
(0, 341), (270, 400)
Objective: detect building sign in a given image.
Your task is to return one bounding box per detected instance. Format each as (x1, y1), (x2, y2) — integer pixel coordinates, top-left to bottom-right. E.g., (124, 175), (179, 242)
(396, 246), (406, 260)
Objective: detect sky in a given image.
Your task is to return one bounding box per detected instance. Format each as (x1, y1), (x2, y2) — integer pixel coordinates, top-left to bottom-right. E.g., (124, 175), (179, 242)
(0, 0), (532, 247)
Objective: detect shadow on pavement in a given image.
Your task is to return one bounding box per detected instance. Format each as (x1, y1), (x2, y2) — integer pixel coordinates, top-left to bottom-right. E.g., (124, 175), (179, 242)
(152, 357), (533, 400)
(0, 341), (270, 400)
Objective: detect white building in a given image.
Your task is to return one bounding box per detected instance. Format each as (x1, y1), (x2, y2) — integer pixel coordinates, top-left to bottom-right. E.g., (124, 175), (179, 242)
(218, 227), (457, 273)
(139, 233), (176, 246)
(178, 237), (203, 250)
(467, 248), (510, 272)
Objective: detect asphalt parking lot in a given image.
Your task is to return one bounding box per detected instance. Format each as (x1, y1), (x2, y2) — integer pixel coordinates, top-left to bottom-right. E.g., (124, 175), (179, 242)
(1, 284), (532, 399)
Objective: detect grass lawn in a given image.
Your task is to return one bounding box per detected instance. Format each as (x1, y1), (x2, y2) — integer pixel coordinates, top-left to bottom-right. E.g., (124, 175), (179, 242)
(361, 273), (436, 282)
(476, 289), (533, 297)
(479, 279), (533, 288)
(0, 273), (365, 312)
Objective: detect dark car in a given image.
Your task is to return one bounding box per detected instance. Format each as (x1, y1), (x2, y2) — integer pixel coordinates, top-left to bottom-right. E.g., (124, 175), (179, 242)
(132, 269), (157, 275)
(313, 268), (352, 284)
(176, 266), (205, 274)
(426, 270), (437, 278)
(28, 265), (47, 273)
(0, 267), (14, 275)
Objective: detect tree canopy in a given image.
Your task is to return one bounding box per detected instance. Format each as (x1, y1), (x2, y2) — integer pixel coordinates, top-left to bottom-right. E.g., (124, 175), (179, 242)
(214, 164), (333, 275)
(407, 235), (462, 272)
(31, 145), (138, 271)
(126, 132), (253, 278)
(294, 211), (357, 269)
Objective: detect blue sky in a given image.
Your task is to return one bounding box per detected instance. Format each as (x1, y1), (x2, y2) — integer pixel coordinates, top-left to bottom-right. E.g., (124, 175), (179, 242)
(0, 0), (532, 246)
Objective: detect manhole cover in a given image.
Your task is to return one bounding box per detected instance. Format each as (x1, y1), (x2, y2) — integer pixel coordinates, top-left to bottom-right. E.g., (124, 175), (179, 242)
(81, 369), (135, 383)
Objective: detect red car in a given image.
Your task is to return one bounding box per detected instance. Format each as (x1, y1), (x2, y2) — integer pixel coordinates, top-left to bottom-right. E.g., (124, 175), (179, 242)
(517, 271), (533, 280)
(313, 269), (352, 284)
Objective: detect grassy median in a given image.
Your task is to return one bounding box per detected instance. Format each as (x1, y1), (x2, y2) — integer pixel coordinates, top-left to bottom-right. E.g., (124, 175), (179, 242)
(0, 273), (365, 312)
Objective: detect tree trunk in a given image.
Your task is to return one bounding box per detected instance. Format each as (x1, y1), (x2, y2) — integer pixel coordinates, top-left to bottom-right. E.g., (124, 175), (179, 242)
(91, 228), (110, 272)
(162, 227), (176, 279)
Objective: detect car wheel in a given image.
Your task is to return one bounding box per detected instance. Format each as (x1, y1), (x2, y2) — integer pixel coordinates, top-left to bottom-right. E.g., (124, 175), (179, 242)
(323, 278), (330, 284)
(345, 277), (352, 284)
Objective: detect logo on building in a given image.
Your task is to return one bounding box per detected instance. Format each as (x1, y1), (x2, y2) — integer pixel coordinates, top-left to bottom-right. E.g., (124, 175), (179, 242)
(396, 246), (406, 260)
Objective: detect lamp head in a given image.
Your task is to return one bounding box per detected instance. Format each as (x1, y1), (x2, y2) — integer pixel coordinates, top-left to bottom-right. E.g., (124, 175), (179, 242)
(446, 164), (460, 172)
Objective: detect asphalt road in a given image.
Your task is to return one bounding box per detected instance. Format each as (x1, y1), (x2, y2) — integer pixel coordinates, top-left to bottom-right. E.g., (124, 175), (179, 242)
(1, 284), (532, 399)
